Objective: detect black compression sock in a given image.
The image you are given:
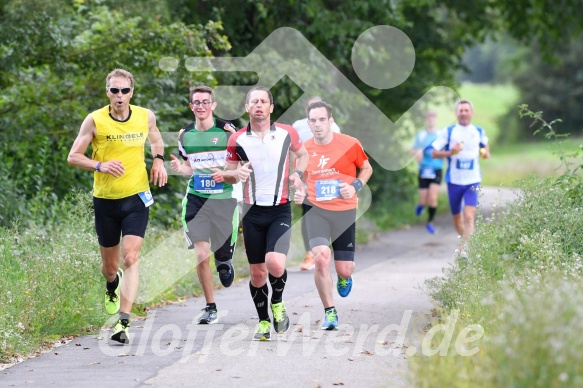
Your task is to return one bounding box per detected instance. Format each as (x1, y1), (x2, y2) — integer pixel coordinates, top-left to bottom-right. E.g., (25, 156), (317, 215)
(106, 273), (119, 292)
(249, 281), (270, 321)
(428, 206), (437, 223)
(269, 270), (287, 304)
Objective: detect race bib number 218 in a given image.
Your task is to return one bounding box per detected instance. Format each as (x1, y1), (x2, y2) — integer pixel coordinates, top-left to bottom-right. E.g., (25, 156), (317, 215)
(315, 179), (342, 201)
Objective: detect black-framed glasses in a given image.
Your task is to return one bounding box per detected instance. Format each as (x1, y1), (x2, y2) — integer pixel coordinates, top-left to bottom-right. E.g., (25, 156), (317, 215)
(191, 100), (213, 107)
(109, 87), (132, 95)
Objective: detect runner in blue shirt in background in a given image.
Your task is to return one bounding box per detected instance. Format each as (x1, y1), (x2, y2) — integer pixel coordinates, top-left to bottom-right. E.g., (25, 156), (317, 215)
(411, 111), (443, 234)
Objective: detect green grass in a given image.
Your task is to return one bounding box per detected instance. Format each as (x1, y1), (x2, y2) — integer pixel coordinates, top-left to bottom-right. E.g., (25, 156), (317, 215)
(411, 174), (583, 386)
(432, 82), (520, 144)
(480, 137), (583, 186)
(0, 192), (106, 360)
(431, 82), (583, 186)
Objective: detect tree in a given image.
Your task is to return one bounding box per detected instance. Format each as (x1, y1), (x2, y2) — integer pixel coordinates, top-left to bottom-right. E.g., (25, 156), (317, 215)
(0, 0), (230, 226)
(2, 0), (582, 226)
(507, 33), (583, 139)
(165, 0), (583, 211)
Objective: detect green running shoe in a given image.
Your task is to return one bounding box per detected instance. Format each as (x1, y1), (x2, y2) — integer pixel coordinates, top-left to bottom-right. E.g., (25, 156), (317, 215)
(110, 319), (130, 344)
(271, 301), (290, 334)
(253, 320), (271, 341)
(104, 268), (123, 315)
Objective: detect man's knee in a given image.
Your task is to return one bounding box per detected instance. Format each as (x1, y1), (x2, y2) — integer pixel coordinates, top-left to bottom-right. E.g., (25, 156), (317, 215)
(250, 266), (267, 286)
(313, 246), (331, 270)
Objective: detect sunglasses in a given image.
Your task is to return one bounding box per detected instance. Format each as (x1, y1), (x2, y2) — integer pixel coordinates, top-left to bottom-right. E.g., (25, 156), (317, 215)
(109, 87), (132, 95)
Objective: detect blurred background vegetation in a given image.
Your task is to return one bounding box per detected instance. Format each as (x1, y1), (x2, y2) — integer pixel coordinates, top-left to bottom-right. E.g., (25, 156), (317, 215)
(2, 0), (583, 364)
(1, 0), (582, 229)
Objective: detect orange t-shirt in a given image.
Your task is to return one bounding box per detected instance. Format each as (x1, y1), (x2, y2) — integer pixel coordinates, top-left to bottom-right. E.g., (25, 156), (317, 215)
(304, 133), (368, 211)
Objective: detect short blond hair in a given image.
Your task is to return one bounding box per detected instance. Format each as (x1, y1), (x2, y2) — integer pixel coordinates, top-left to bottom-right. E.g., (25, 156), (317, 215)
(106, 69), (135, 88)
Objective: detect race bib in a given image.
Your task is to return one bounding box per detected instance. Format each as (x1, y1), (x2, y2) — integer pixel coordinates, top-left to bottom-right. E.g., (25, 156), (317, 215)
(316, 179), (342, 201)
(420, 167), (436, 179)
(194, 173), (223, 194)
(456, 159), (475, 170)
(138, 190), (154, 207)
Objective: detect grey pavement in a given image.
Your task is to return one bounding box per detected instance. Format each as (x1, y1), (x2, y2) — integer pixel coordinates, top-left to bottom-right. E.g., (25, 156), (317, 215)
(0, 187), (518, 388)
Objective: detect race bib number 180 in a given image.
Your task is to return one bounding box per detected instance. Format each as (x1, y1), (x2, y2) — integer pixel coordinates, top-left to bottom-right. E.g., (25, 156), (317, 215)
(194, 173), (223, 194)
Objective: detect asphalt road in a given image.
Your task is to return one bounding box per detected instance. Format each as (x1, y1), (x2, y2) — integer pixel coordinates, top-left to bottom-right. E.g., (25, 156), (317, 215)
(0, 187), (518, 388)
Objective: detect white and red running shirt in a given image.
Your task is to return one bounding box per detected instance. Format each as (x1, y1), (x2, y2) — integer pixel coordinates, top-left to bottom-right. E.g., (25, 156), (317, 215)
(226, 122), (303, 206)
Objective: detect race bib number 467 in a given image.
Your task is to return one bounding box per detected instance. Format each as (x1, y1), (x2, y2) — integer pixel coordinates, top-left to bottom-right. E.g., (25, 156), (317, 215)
(456, 159), (474, 170)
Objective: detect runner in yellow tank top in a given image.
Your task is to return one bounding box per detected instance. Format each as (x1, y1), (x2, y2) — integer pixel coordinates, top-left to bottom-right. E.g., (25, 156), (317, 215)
(67, 69), (167, 344)
(90, 104), (150, 199)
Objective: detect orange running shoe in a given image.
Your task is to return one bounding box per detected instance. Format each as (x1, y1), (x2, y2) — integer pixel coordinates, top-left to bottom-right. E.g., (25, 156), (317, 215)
(300, 252), (315, 270)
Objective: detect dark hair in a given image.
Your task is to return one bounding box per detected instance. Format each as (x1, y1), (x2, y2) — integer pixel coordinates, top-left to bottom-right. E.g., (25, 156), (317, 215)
(455, 99), (473, 112)
(307, 100), (333, 118)
(189, 85), (215, 103)
(245, 86), (273, 104)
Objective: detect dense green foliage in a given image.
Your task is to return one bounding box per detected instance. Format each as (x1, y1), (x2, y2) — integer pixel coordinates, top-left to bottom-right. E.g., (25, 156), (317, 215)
(3, 0), (581, 227)
(0, 0), (229, 226)
(458, 34), (583, 143)
(506, 33), (583, 140)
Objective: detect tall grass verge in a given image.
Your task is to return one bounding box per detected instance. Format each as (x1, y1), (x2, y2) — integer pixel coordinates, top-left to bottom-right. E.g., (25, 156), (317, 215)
(0, 191), (104, 360)
(410, 106), (583, 386)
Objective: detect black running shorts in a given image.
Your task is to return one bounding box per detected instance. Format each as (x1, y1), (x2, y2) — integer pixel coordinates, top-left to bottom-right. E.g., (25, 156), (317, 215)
(304, 204), (357, 262)
(418, 169), (443, 189)
(241, 202), (292, 264)
(93, 194), (150, 248)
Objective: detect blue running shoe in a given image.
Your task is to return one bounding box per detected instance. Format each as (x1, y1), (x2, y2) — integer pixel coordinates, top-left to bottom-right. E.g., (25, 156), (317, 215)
(321, 309), (338, 331)
(426, 223), (437, 234)
(337, 275), (353, 298)
(415, 204), (425, 216)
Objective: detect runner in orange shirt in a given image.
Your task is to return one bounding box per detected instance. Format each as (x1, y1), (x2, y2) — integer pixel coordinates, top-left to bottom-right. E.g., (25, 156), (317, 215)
(294, 100), (373, 330)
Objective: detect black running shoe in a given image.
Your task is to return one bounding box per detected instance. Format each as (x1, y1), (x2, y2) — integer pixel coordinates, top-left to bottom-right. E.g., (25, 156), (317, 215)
(217, 263), (235, 287)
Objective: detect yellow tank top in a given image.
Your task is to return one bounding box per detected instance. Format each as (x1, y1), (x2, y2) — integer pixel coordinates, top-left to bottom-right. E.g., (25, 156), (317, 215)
(91, 105), (150, 199)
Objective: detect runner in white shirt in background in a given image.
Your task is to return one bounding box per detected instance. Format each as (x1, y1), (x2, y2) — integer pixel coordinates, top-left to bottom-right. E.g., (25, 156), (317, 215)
(431, 99), (490, 257)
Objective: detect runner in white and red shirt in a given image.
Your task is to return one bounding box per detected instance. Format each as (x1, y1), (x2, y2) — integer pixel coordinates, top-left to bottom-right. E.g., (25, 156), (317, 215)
(225, 86), (308, 341)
